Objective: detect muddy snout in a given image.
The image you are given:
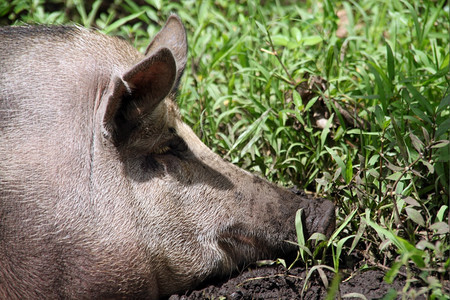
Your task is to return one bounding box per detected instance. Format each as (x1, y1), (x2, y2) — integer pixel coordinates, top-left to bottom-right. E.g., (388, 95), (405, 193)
(290, 188), (336, 238)
(308, 198), (335, 238)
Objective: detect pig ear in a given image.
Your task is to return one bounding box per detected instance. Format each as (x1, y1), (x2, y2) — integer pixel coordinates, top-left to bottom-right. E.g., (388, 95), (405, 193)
(103, 47), (176, 143)
(145, 14), (187, 88)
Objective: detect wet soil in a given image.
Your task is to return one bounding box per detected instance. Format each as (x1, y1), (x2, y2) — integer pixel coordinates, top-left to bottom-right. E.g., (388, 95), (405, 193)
(168, 263), (427, 300)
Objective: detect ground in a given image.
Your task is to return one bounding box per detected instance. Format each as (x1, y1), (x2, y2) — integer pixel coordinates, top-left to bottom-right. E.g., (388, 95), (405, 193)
(168, 263), (428, 300)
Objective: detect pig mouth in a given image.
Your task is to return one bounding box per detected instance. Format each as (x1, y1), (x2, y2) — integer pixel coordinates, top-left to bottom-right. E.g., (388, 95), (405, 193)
(217, 225), (295, 267)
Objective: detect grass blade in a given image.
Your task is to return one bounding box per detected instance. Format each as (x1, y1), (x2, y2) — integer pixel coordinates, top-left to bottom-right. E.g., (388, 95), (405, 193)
(102, 11), (145, 34)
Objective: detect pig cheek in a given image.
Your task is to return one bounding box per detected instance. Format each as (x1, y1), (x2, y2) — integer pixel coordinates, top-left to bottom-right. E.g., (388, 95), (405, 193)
(145, 156), (233, 270)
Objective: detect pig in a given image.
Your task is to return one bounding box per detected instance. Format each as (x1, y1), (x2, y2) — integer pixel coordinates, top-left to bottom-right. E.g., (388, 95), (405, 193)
(0, 15), (335, 299)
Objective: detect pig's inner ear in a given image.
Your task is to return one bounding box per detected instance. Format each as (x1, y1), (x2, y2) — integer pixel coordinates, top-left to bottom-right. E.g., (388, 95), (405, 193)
(103, 47), (176, 145)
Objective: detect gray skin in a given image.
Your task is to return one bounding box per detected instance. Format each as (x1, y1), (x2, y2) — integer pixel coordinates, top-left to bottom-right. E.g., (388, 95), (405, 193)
(0, 15), (335, 299)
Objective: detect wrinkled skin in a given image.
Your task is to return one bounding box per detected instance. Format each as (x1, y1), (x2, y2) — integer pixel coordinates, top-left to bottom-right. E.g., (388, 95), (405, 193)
(0, 16), (335, 299)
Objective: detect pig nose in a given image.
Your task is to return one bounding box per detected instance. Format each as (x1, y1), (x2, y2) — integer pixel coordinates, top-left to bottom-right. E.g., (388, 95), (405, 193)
(290, 187), (335, 238)
(315, 199), (335, 237)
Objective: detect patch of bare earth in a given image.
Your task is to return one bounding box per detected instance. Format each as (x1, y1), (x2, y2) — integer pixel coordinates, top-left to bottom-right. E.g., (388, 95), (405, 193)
(169, 264), (427, 299)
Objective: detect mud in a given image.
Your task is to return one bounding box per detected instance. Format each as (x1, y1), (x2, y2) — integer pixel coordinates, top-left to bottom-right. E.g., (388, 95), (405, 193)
(169, 264), (427, 299)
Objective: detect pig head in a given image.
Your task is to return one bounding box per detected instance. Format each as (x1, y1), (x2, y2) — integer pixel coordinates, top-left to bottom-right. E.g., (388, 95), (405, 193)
(0, 15), (335, 299)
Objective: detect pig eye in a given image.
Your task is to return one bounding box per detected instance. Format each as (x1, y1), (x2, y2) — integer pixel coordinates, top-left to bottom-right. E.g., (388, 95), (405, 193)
(153, 136), (188, 156)
(153, 146), (170, 154)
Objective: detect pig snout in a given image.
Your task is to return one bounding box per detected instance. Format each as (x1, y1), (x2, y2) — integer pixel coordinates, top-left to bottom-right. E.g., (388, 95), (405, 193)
(300, 194), (336, 238)
(213, 172), (335, 270)
(289, 187), (336, 238)
(249, 175), (336, 242)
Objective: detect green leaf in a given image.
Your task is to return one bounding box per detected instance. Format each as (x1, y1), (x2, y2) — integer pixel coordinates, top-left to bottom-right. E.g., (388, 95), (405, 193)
(386, 162), (404, 172)
(102, 11), (145, 34)
(366, 219), (425, 268)
(421, 127), (430, 144)
(227, 108), (271, 155)
(304, 95), (319, 111)
(198, 0), (209, 24)
(349, 220), (366, 255)
(328, 209), (357, 247)
(146, 0), (162, 10)
(405, 83), (433, 115)
(404, 196), (420, 207)
(380, 289), (397, 300)
(295, 208), (306, 262)
(374, 105), (385, 129)
(335, 235), (354, 269)
(325, 146), (347, 183)
(320, 113), (334, 148)
(73, 0), (87, 27)
(325, 45), (335, 79)
(302, 35), (323, 46)
(384, 261), (402, 283)
(401, 0), (422, 45)
(302, 265), (336, 297)
(277, 258), (287, 268)
(435, 118), (450, 139)
(386, 172), (403, 181)
(309, 233), (327, 242)
(386, 42), (395, 83)
(85, 0), (102, 28)
(368, 154), (380, 166)
(325, 273), (341, 300)
(254, 20), (266, 33)
(365, 219), (406, 252)
(405, 207), (425, 227)
(437, 93), (450, 114)
(436, 205), (448, 222)
(318, 267), (329, 288)
(422, 0), (447, 46)
(431, 139), (450, 149)
(290, 27), (301, 42)
(429, 222), (449, 235)
(409, 133), (424, 153)
(421, 160), (434, 174)
(345, 153), (353, 184)
(211, 34), (246, 69)
(368, 62), (388, 110)
(410, 106), (433, 125)
(292, 90), (303, 109)
(409, 252), (425, 268)
(390, 116), (409, 161)
(272, 35), (290, 47)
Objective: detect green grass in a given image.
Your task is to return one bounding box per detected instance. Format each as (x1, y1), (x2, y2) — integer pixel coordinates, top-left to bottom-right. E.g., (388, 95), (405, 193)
(2, 0), (449, 298)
